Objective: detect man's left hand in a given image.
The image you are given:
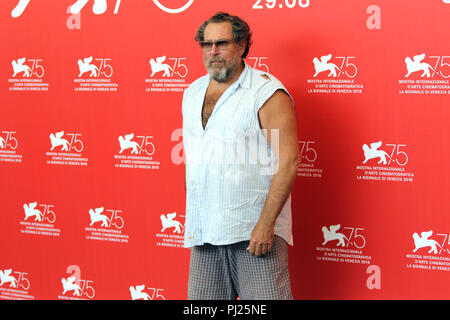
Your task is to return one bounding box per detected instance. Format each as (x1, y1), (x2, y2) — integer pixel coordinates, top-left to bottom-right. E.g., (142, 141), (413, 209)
(247, 221), (275, 256)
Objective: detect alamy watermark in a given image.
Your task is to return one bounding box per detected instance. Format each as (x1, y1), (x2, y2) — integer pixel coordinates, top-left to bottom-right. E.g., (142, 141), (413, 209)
(171, 128), (280, 176)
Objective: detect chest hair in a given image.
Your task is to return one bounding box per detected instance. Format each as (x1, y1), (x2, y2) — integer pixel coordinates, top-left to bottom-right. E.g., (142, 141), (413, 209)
(202, 89), (225, 129)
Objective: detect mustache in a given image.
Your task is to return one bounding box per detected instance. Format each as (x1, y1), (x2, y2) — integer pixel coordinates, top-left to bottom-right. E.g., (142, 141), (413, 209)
(208, 57), (226, 64)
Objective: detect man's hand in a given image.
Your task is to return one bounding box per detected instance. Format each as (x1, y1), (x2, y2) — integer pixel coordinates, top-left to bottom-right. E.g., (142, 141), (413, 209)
(247, 220), (275, 256)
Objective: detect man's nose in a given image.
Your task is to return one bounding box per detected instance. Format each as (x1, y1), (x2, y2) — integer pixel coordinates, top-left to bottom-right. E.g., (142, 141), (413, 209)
(210, 44), (220, 55)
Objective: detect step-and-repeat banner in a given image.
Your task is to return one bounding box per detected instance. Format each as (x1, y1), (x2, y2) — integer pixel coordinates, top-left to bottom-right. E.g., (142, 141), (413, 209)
(1, 0), (449, 300)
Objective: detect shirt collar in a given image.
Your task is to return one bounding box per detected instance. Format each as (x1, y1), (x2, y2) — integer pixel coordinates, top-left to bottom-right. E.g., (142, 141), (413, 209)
(237, 61), (251, 89)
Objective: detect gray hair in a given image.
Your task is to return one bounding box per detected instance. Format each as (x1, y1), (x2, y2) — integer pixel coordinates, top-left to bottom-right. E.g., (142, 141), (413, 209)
(195, 12), (253, 58)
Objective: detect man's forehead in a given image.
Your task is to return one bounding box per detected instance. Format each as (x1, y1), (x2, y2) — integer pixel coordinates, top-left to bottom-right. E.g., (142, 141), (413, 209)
(204, 22), (233, 40)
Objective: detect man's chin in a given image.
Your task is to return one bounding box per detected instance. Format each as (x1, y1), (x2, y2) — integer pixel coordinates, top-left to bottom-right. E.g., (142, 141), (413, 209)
(208, 68), (228, 82)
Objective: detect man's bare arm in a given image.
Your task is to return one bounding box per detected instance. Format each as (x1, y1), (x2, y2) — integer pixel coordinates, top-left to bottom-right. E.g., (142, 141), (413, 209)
(247, 89), (299, 256)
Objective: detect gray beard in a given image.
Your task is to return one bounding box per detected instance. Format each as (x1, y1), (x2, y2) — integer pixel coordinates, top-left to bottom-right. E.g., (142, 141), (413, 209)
(208, 66), (232, 82)
(206, 58), (239, 83)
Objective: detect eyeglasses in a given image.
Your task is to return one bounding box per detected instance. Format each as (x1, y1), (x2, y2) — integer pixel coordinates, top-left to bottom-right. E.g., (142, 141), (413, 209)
(199, 39), (234, 52)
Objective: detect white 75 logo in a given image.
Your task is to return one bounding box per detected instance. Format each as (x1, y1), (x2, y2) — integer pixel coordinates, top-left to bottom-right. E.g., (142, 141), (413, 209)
(106, 209), (124, 229)
(14, 271), (31, 290)
(435, 233), (450, 255)
(94, 58), (113, 77)
(39, 204), (56, 224)
(428, 56), (450, 78)
(136, 136), (155, 155)
(247, 57), (269, 73)
(168, 58), (188, 78)
(298, 141), (317, 163)
(335, 57), (357, 78)
(1, 131), (18, 150)
(344, 227), (366, 249)
(64, 133), (84, 152)
(147, 287), (165, 300)
(384, 144), (408, 166)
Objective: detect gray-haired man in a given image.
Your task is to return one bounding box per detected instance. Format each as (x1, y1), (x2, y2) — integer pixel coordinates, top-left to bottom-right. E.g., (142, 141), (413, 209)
(182, 12), (299, 300)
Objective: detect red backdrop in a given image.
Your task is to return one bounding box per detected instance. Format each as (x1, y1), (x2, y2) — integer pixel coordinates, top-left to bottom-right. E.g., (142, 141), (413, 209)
(1, 0), (449, 300)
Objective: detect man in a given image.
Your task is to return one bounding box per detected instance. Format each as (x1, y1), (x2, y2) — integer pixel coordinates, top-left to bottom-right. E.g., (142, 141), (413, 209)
(182, 12), (299, 300)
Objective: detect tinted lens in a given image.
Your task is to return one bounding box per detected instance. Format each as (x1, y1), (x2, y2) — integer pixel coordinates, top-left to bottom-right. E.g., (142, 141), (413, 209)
(200, 41), (213, 50)
(216, 40), (230, 50)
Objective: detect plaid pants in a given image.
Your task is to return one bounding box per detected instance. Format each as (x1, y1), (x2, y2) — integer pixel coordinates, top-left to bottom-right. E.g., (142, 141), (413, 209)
(187, 235), (293, 300)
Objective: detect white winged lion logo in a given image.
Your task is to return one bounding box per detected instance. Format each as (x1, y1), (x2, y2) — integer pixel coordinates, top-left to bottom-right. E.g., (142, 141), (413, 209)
(129, 285), (151, 300)
(12, 58), (32, 77)
(321, 224), (348, 247)
(118, 133), (140, 154)
(50, 131), (70, 151)
(89, 207), (110, 227)
(404, 53), (436, 78)
(149, 56), (172, 77)
(412, 230), (442, 254)
(313, 54), (341, 78)
(160, 212), (184, 234)
(61, 276), (81, 296)
(362, 141), (391, 165)
(0, 269), (18, 288)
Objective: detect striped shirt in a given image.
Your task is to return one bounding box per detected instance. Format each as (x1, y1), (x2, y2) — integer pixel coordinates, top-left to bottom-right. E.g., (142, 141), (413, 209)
(182, 62), (293, 248)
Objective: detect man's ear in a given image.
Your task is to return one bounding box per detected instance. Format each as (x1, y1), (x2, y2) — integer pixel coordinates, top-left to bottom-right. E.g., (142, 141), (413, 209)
(239, 41), (246, 57)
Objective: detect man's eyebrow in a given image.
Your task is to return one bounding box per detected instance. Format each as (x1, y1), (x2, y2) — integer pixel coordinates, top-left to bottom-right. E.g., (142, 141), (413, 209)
(203, 38), (231, 42)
